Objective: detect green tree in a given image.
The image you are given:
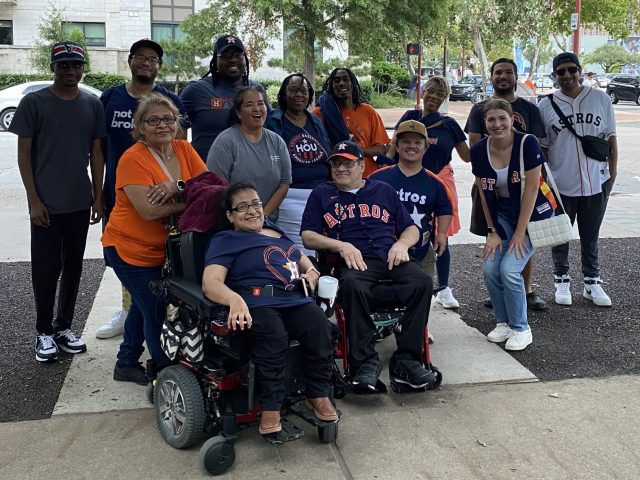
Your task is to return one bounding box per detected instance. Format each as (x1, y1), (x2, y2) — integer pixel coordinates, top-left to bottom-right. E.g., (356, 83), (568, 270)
(31, 2), (91, 74)
(583, 44), (640, 73)
(158, 38), (208, 92)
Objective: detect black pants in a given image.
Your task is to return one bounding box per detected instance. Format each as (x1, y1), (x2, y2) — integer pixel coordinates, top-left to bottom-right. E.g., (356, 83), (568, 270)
(338, 258), (433, 369)
(250, 302), (333, 411)
(552, 179), (612, 278)
(31, 209), (90, 335)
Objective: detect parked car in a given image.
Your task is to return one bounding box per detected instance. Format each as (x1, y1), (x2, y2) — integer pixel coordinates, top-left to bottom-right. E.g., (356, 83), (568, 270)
(0, 81), (102, 131)
(449, 75), (483, 103)
(606, 74), (640, 105)
(534, 74), (556, 89)
(595, 74), (612, 89)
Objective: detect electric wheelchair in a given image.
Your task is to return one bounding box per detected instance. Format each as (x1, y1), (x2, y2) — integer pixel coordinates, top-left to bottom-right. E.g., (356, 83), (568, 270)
(147, 225), (340, 476)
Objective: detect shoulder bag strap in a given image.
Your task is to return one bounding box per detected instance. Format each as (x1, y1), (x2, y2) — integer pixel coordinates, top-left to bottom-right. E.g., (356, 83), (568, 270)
(519, 132), (568, 214)
(547, 94), (582, 140)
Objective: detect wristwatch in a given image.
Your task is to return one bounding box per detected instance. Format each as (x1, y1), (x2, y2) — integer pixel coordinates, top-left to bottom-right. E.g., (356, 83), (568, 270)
(176, 180), (186, 191)
(487, 226), (497, 235)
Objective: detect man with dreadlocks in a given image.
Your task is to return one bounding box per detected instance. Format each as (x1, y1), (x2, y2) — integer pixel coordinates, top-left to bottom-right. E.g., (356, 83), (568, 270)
(180, 34), (266, 161)
(312, 67), (389, 177)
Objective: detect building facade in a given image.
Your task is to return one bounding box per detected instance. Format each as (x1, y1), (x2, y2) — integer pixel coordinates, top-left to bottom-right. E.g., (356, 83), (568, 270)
(0, 0), (347, 79)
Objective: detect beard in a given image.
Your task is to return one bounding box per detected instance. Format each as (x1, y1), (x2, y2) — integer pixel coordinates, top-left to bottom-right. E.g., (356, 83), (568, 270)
(133, 73), (155, 85)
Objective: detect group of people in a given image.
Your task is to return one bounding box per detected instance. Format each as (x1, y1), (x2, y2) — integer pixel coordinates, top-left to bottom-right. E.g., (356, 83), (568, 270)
(13, 34), (616, 433)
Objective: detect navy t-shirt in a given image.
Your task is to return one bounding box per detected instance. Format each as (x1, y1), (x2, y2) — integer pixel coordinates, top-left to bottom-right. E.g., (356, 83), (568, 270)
(471, 132), (554, 239)
(369, 166), (452, 261)
(101, 84), (190, 213)
(394, 110), (466, 173)
(301, 179), (415, 263)
(204, 225), (312, 309)
(282, 117), (330, 189)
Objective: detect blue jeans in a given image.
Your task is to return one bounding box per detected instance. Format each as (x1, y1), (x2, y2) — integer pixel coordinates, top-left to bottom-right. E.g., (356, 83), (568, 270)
(105, 246), (168, 367)
(482, 205), (535, 332)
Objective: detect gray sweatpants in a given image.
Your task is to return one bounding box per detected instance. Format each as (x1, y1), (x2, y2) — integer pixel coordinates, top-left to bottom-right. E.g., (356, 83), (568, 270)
(552, 179), (612, 278)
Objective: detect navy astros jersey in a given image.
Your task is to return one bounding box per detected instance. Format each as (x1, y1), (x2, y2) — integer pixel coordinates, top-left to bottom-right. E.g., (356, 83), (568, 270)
(301, 179), (415, 262)
(369, 166), (452, 261)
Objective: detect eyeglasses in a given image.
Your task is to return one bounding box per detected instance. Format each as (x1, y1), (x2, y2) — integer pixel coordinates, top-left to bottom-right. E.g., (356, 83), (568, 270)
(230, 200), (263, 213)
(425, 88), (446, 98)
(555, 66), (579, 76)
(130, 54), (161, 66)
(218, 51), (244, 60)
(330, 159), (360, 169)
(55, 61), (84, 70)
(144, 116), (177, 126)
(286, 86), (310, 95)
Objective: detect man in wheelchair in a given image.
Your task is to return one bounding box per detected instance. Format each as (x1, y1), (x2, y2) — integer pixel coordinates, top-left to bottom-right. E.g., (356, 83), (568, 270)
(301, 141), (434, 391)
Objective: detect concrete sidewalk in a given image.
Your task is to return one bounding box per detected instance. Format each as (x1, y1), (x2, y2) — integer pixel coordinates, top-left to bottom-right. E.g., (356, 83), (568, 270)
(2, 376), (640, 479)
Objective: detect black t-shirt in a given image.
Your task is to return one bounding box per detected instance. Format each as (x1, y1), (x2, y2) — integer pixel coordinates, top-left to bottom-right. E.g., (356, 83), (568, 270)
(464, 97), (545, 138)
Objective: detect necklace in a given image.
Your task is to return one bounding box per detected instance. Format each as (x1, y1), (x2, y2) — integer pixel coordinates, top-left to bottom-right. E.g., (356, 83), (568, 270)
(285, 111), (307, 129)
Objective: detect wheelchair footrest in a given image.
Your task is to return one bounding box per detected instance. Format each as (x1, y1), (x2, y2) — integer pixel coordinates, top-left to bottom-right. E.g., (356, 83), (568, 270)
(288, 400), (342, 428)
(263, 417), (304, 445)
(342, 376), (388, 395)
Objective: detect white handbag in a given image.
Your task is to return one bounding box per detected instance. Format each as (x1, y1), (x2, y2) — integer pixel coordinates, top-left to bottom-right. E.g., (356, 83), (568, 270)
(519, 135), (574, 248)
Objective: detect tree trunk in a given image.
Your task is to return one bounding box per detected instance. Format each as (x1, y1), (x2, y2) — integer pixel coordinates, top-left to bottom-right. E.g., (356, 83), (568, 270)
(472, 25), (489, 79)
(303, 26), (316, 94)
(529, 36), (542, 79)
(552, 34), (567, 52)
(404, 35), (415, 77)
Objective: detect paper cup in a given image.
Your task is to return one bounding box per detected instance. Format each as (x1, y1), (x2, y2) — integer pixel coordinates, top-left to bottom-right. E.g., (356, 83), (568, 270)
(318, 275), (339, 300)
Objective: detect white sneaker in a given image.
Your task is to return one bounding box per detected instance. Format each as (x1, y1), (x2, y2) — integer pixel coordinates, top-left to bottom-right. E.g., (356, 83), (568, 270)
(554, 275), (572, 305)
(583, 277), (612, 307)
(487, 322), (512, 343)
(435, 287), (460, 309)
(505, 327), (533, 351)
(96, 310), (127, 339)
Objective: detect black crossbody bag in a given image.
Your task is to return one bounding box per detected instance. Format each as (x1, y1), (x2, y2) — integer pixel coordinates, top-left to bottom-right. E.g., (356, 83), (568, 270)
(547, 94), (610, 162)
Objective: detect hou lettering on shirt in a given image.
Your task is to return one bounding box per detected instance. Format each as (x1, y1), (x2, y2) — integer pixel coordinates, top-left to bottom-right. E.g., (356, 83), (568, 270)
(323, 203), (391, 228)
(288, 133), (326, 165)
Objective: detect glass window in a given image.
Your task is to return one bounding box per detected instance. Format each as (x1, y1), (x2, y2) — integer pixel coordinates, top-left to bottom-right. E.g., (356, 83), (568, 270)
(65, 22), (106, 47)
(0, 20), (12, 45)
(151, 0), (193, 22)
(151, 23), (186, 42)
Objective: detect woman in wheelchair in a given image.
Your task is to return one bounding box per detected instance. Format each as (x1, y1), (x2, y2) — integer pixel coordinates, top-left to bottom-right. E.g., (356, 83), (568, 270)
(202, 182), (338, 435)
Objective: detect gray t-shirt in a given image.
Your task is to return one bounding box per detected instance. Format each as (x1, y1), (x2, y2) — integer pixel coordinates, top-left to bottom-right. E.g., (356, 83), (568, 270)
(207, 125), (291, 211)
(9, 88), (107, 214)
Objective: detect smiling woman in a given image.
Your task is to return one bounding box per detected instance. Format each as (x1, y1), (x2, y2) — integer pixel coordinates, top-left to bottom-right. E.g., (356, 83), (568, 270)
(206, 86), (292, 221)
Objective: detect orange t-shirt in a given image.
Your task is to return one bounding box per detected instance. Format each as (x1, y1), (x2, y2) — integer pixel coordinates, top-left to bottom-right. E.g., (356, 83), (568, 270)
(101, 140), (207, 267)
(313, 103), (389, 177)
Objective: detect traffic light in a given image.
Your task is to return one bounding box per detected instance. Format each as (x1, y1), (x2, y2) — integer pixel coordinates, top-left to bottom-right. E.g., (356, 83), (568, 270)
(406, 43), (421, 55)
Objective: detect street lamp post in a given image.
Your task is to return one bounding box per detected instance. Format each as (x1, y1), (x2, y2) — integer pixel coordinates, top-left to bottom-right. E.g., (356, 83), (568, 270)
(572, 0), (581, 55)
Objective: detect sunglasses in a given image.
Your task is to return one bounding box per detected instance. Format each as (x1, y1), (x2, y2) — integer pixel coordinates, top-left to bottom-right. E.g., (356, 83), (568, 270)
(555, 66), (579, 76)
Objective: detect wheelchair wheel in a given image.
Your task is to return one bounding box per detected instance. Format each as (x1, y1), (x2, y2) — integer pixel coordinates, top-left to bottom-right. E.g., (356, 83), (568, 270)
(200, 435), (236, 476)
(318, 421), (339, 444)
(432, 367), (443, 389)
(155, 365), (205, 449)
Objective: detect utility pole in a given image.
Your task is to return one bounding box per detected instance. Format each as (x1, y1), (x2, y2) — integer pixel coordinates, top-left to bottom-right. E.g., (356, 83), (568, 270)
(572, 0), (581, 54)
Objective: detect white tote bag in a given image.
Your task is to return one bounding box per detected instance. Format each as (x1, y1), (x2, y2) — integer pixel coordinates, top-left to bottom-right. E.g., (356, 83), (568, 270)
(519, 135), (574, 248)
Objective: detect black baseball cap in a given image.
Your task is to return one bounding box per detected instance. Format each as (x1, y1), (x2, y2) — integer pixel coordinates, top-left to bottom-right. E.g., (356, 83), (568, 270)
(553, 52), (581, 71)
(130, 38), (163, 59)
(214, 34), (245, 54)
(327, 141), (364, 162)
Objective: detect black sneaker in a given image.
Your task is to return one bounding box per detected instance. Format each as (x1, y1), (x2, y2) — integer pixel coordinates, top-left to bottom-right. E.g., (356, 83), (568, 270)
(35, 334), (59, 363)
(483, 296), (493, 309)
(352, 358), (382, 390)
(53, 329), (87, 354)
(526, 292), (548, 311)
(114, 363), (148, 386)
(390, 357), (434, 389)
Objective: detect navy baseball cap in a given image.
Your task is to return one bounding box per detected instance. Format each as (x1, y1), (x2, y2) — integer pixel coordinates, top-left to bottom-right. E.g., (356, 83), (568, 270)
(328, 141), (363, 162)
(214, 34), (245, 54)
(553, 52), (581, 71)
(51, 41), (85, 63)
(130, 38), (163, 59)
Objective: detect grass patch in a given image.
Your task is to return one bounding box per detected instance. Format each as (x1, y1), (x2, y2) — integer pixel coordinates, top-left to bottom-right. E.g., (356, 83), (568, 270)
(369, 92), (415, 109)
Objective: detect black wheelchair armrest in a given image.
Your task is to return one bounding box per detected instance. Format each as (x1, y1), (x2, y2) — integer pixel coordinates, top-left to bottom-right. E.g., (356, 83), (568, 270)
(167, 278), (228, 325)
